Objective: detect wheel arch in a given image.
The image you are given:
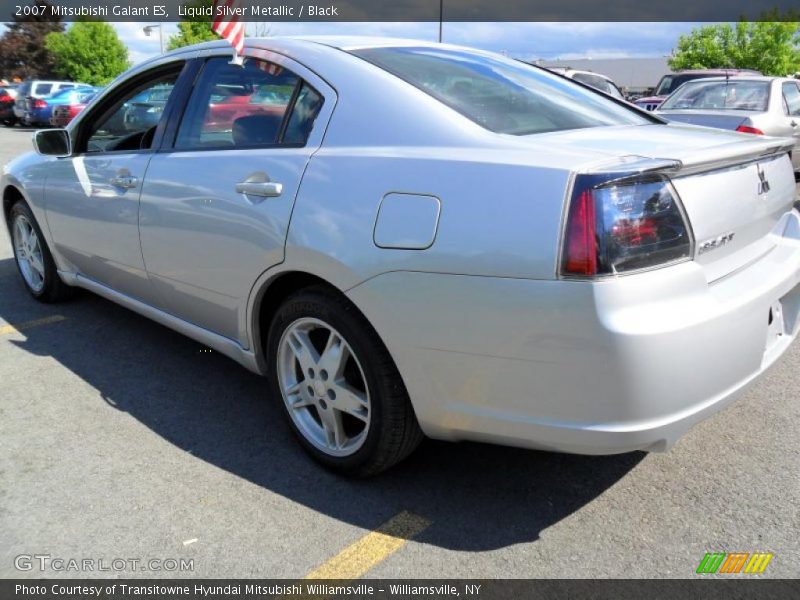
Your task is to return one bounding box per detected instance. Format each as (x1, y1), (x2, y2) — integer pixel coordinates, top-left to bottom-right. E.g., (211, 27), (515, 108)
(2, 184), (25, 232)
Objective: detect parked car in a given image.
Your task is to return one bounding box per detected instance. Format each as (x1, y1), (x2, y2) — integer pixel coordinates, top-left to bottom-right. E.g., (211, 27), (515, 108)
(656, 77), (800, 172)
(121, 86), (173, 132)
(634, 69), (762, 111)
(26, 86), (98, 127)
(548, 67), (626, 100)
(204, 78), (297, 133)
(0, 85), (18, 126)
(13, 80), (88, 125)
(3, 39), (799, 476)
(49, 89), (101, 128)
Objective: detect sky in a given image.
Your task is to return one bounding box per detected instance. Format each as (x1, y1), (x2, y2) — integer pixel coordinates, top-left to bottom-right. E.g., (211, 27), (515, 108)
(115, 22), (699, 65)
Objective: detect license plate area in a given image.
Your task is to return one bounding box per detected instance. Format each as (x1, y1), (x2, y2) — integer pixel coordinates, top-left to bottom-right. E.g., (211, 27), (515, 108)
(764, 284), (800, 363)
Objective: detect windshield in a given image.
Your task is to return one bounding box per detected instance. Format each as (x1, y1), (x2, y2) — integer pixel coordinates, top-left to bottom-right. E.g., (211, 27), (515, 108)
(350, 46), (651, 135)
(661, 80), (770, 112)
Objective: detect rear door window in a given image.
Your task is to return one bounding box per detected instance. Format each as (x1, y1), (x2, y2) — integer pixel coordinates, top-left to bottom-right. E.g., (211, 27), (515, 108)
(175, 57), (307, 150)
(33, 83), (53, 96)
(782, 82), (800, 116)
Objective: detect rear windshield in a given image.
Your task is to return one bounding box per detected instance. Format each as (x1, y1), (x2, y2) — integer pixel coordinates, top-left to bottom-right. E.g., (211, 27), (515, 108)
(654, 73), (726, 96)
(350, 46), (651, 135)
(571, 73), (624, 99)
(660, 80), (770, 112)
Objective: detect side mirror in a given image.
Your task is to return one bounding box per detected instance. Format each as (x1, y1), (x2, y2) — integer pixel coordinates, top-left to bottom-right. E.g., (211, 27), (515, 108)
(32, 128), (71, 157)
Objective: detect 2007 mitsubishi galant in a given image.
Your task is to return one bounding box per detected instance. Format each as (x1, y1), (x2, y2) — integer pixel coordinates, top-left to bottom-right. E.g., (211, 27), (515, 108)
(3, 37), (799, 476)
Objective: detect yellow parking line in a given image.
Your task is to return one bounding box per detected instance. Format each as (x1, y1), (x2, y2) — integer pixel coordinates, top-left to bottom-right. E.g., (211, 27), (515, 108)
(304, 511), (431, 580)
(0, 315), (67, 336)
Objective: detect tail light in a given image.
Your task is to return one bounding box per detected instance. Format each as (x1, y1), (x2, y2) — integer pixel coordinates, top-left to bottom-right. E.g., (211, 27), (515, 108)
(33, 98), (47, 109)
(735, 125), (764, 135)
(561, 173), (693, 277)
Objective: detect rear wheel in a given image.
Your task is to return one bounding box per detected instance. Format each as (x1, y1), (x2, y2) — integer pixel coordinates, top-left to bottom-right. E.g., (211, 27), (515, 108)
(10, 201), (72, 302)
(266, 286), (423, 477)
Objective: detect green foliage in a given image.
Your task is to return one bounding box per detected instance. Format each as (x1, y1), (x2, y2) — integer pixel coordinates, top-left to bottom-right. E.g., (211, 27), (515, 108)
(0, 0), (64, 79)
(168, 0), (218, 50)
(45, 21), (129, 86)
(669, 17), (800, 76)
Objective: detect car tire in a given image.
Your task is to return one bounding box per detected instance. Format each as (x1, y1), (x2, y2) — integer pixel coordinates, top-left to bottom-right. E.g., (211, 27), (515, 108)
(9, 200), (73, 302)
(266, 285), (423, 477)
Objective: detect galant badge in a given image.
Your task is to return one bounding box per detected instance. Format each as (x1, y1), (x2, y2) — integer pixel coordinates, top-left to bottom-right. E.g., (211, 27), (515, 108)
(757, 163), (771, 195)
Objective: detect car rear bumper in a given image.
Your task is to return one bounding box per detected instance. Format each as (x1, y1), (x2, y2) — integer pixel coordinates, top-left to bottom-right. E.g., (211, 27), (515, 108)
(347, 210), (800, 455)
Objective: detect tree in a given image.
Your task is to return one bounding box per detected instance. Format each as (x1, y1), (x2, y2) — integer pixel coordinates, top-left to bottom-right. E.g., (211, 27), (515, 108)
(45, 21), (129, 86)
(168, 0), (218, 50)
(669, 18), (800, 76)
(0, 0), (64, 80)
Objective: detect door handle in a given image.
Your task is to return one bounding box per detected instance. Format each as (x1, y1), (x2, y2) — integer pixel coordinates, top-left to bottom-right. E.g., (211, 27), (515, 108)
(791, 120), (798, 128)
(236, 172), (282, 199)
(109, 175), (138, 189)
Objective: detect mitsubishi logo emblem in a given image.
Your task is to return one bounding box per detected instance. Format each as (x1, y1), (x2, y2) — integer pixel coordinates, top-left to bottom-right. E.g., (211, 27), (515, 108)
(757, 164), (770, 195)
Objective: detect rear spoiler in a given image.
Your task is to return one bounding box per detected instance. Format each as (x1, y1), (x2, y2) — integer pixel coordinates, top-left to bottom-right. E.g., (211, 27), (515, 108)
(582, 137), (795, 179)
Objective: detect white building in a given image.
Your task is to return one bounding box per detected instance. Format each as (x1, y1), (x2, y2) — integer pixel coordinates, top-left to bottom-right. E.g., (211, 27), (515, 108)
(534, 57), (672, 93)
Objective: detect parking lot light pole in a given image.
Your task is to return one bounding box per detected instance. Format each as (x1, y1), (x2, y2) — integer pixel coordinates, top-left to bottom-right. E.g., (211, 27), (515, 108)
(143, 24), (164, 54)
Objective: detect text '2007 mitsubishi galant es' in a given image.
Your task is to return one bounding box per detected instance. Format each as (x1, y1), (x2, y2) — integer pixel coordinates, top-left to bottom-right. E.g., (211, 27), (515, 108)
(3, 37), (799, 476)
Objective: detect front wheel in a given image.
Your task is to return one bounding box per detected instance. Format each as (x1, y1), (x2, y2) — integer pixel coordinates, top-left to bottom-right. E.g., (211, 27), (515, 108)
(9, 200), (72, 302)
(266, 286), (423, 477)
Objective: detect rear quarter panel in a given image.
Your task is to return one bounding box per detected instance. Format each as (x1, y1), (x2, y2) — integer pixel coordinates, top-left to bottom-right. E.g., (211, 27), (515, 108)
(284, 147), (572, 287)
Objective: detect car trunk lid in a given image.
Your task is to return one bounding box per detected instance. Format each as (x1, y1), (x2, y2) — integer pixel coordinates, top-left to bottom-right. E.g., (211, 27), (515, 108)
(658, 110), (763, 132)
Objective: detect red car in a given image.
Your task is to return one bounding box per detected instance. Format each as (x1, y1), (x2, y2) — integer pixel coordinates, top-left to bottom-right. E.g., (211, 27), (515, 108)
(203, 85), (292, 132)
(634, 69), (762, 111)
(49, 89), (100, 127)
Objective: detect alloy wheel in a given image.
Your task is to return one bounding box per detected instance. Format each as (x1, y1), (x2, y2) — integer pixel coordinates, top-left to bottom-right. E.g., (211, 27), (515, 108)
(12, 214), (45, 293)
(277, 317), (371, 457)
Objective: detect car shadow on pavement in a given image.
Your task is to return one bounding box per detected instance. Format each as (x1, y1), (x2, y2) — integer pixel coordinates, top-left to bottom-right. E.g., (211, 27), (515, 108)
(0, 257), (644, 551)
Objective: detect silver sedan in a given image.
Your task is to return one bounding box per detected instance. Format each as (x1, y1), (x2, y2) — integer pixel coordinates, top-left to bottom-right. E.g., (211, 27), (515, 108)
(3, 37), (800, 476)
(656, 76), (800, 171)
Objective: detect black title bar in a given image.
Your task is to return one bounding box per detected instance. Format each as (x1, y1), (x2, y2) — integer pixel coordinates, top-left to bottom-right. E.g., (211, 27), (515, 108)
(4, 579), (800, 600)
(3, 0), (800, 22)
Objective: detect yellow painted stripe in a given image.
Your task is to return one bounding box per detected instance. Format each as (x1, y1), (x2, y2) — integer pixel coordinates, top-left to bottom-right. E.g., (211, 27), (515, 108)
(757, 554), (774, 573)
(304, 511), (430, 580)
(0, 315), (66, 336)
(744, 553), (773, 573)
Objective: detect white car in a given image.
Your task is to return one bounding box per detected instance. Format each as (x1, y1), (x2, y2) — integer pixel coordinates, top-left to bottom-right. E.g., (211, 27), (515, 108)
(3, 37), (799, 475)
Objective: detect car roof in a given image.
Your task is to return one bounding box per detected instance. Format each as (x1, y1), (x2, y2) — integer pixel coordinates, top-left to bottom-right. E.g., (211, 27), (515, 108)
(672, 69), (761, 75)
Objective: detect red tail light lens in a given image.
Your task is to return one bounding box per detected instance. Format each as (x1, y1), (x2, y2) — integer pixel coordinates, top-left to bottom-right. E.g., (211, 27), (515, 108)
(33, 99), (47, 109)
(735, 125), (764, 135)
(563, 189), (597, 276)
(561, 174), (693, 277)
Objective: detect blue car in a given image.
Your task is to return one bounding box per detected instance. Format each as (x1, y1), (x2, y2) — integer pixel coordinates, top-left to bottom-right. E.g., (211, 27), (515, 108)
(24, 86), (97, 127)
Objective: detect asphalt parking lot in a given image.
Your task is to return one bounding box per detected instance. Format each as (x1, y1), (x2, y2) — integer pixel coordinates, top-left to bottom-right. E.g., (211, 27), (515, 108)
(0, 126), (799, 580)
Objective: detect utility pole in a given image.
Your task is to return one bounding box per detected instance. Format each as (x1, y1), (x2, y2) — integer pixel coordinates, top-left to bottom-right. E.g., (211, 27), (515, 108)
(438, 0), (443, 43)
(143, 24), (164, 54)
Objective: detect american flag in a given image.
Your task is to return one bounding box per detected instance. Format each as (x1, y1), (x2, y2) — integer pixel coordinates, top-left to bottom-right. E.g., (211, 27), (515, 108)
(212, 0), (245, 54)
